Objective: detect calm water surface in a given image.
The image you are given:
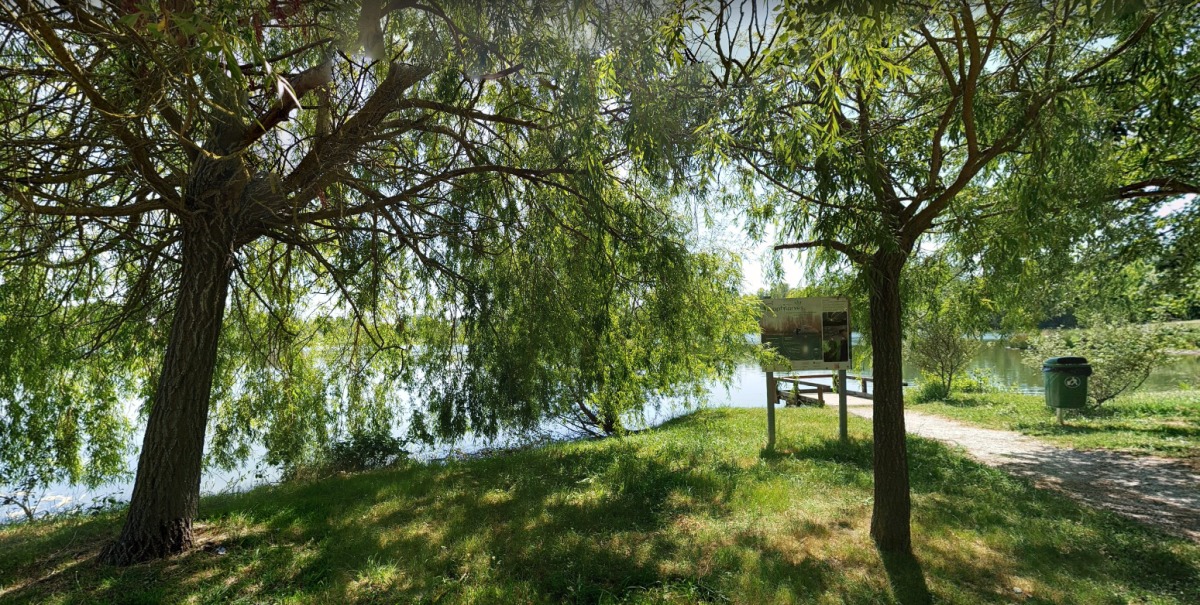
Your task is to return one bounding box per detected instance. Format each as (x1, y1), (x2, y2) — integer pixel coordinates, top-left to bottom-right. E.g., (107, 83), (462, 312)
(5, 342), (1198, 521)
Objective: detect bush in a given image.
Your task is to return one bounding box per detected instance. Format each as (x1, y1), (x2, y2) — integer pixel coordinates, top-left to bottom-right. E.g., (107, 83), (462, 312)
(909, 376), (951, 403)
(909, 369), (998, 403)
(1171, 324), (1200, 351)
(907, 314), (980, 393)
(1006, 333), (1032, 350)
(325, 432), (408, 473)
(956, 370), (999, 394)
(282, 432), (408, 480)
(1023, 323), (1172, 405)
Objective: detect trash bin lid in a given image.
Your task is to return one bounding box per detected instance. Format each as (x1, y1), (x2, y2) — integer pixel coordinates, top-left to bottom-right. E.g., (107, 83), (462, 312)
(1043, 356), (1088, 366)
(1043, 356), (1093, 376)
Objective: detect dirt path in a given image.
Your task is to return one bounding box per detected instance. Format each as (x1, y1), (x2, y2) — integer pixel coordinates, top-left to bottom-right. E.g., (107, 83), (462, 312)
(846, 404), (1200, 542)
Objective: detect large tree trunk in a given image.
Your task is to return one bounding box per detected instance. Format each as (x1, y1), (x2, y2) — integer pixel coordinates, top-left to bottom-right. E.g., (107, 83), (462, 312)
(101, 217), (235, 565)
(867, 249), (913, 555)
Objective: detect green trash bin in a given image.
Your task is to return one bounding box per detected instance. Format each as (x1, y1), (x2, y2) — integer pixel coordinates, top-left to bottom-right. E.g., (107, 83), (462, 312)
(1042, 357), (1092, 410)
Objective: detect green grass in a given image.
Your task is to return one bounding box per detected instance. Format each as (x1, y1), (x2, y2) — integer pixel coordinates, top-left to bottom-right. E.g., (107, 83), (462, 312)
(2, 408), (1198, 604)
(914, 390), (1200, 462)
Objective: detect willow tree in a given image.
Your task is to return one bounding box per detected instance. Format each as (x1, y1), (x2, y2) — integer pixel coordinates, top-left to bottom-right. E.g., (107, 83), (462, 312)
(0, 0), (750, 564)
(700, 0), (1182, 554)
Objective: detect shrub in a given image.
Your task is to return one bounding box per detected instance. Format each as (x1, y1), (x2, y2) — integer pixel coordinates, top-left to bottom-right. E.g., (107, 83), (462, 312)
(325, 432), (408, 473)
(1171, 324), (1200, 351)
(956, 370), (999, 394)
(1023, 323), (1172, 405)
(907, 314), (980, 393)
(283, 432), (408, 480)
(909, 376), (951, 403)
(1006, 333), (1032, 350)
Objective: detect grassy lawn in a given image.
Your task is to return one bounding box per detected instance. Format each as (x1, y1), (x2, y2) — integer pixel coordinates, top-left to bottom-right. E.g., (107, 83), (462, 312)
(2, 408), (1198, 604)
(912, 390), (1200, 462)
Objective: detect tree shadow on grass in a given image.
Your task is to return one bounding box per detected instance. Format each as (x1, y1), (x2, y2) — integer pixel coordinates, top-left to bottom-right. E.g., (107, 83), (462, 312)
(762, 436), (872, 470)
(879, 550), (932, 605)
(907, 436), (1200, 604)
(0, 430), (841, 604)
(3, 411), (1197, 604)
(1026, 422), (1199, 440)
(758, 433), (1199, 604)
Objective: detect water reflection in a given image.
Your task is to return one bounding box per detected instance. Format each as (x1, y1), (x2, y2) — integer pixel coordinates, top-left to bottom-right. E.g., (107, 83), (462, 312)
(5, 342), (1198, 522)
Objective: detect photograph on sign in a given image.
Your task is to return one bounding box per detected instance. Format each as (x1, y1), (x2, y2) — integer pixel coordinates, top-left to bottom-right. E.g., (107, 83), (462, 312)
(821, 311), (849, 363)
(760, 298), (852, 371)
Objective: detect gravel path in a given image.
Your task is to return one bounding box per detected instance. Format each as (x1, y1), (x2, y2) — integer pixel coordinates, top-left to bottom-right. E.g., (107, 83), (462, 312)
(846, 404), (1200, 542)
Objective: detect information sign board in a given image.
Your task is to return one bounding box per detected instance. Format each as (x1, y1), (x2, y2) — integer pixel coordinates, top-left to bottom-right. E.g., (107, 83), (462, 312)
(759, 297), (852, 371)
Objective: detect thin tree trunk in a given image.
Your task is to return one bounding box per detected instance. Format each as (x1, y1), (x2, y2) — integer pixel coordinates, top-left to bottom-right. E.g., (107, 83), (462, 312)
(868, 250), (913, 555)
(601, 409), (621, 435)
(101, 218), (235, 565)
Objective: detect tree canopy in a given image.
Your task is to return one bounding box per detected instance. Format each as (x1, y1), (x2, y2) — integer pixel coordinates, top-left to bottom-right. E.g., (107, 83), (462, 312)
(0, 0), (754, 562)
(4, 0), (1196, 570)
(694, 0), (1197, 554)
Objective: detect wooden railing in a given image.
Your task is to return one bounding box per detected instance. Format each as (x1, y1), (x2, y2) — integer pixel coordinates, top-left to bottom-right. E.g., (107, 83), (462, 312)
(772, 373), (908, 405)
(774, 376), (832, 405)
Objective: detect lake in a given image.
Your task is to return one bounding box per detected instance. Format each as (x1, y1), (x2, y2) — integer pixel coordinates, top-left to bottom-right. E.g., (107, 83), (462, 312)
(4, 342), (1198, 521)
(706, 341), (1200, 407)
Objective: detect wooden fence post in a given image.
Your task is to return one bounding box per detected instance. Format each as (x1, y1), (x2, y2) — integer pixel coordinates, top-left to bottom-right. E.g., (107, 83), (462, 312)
(838, 369), (848, 443)
(766, 371), (777, 450)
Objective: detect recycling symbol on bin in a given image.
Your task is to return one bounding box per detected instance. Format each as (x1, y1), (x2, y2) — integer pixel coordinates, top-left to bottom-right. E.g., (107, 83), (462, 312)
(1065, 376), (1081, 389)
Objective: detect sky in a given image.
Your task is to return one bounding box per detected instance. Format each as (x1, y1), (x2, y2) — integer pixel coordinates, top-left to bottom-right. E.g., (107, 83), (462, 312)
(738, 234), (804, 294)
(686, 204), (805, 295)
(730, 194), (1198, 294)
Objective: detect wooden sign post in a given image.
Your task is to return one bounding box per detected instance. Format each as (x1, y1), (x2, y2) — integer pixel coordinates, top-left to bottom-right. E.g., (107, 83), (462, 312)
(766, 371), (777, 450)
(759, 297), (852, 449)
(837, 368), (848, 444)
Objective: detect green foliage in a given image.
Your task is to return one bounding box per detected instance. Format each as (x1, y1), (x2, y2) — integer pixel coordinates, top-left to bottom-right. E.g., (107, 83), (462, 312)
(412, 226), (760, 439)
(1006, 333), (1033, 350)
(1023, 324), (1175, 404)
(274, 430), (409, 481)
(910, 369), (998, 403)
(937, 1), (1200, 331)
(1172, 321), (1200, 350)
(906, 313), (981, 394)
(2, 409), (1197, 603)
(0, 272), (143, 494)
(955, 371), (999, 395)
(701, 0), (1196, 365)
(909, 376), (951, 404)
(319, 432), (408, 476)
(0, 0), (752, 498)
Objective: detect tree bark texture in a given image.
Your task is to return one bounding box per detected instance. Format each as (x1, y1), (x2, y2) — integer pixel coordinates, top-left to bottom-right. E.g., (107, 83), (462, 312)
(867, 250), (913, 555)
(101, 216), (236, 565)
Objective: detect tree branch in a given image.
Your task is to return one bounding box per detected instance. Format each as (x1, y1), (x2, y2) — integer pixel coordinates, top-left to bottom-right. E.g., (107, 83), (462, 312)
(774, 240), (868, 265)
(282, 62), (433, 205)
(3, 184), (168, 217)
(1117, 178), (1199, 199)
(237, 59), (334, 151)
(293, 164), (570, 224)
(14, 4), (181, 205)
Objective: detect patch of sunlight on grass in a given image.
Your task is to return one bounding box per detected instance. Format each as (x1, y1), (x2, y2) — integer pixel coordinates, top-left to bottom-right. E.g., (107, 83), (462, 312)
(348, 557), (408, 595)
(917, 391), (1200, 460)
(478, 488), (513, 506)
(3, 408), (1198, 604)
(397, 519), (446, 548)
(731, 476), (796, 514)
